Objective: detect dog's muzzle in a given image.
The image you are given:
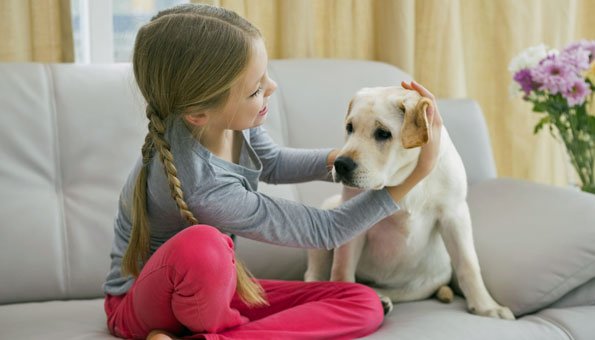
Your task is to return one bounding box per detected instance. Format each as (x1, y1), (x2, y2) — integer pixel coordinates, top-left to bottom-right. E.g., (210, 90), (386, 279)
(334, 156), (358, 183)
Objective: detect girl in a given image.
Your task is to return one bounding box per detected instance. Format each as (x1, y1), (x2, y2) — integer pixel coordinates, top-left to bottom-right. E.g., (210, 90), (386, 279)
(102, 3), (443, 340)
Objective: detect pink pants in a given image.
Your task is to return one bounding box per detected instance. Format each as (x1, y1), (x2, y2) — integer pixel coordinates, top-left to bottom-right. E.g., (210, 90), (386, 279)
(104, 225), (384, 339)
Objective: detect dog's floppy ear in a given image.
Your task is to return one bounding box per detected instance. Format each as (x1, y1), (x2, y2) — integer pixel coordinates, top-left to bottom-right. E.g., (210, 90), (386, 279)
(400, 97), (431, 149)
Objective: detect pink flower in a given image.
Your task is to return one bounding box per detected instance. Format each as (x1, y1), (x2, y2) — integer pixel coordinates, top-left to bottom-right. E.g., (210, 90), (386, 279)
(559, 48), (591, 72)
(531, 56), (575, 94)
(563, 78), (591, 106)
(564, 40), (595, 63)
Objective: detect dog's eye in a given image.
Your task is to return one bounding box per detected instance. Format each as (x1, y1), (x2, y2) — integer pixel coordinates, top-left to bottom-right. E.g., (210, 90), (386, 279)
(346, 123), (354, 134)
(374, 129), (392, 141)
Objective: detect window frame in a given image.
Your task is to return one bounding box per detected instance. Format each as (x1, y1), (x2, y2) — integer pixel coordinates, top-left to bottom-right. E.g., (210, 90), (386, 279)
(77, 0), (115, 63)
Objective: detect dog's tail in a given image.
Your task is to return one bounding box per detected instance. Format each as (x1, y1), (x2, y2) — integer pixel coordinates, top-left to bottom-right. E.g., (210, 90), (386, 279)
(435, 285), (454, 303)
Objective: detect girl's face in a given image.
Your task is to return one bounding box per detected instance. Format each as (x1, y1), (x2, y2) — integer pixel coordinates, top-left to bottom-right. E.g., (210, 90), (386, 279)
(209, 38), (277, 131)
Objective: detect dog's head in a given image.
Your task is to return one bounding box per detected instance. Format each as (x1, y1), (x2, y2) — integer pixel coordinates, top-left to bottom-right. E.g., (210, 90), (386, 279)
(333, 86), (432, 189)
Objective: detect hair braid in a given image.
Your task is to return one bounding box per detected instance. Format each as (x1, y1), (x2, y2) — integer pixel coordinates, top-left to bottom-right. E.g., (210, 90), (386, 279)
(147, 108), (198, 224)
(120, 107), (156, 277)
(141, 107), (156, 166)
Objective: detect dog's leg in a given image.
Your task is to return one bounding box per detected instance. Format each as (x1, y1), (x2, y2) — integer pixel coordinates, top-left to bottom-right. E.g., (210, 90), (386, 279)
(305, 194), (345, 282)
(438, 202), (515, 320)
(330, 232), (366, 282)
(305, 249), (333, 282)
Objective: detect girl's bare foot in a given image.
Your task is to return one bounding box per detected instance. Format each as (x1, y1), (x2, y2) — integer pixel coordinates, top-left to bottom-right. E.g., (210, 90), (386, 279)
(146, 329), (175, 340)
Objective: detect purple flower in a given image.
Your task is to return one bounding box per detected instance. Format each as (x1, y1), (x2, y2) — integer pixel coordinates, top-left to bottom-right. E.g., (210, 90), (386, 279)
(531, 55), (575, 94)
(513, 69), (537, 96)
(559, 48), (591, 72)
(564, 39), (595, 63)
(562, 78), (592, 106)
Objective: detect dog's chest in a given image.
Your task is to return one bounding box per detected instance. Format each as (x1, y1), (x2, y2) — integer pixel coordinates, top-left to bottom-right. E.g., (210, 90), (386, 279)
(366, 210), (435, 254)
(361, 207), (442, 271)
(364, 211), (411, 259)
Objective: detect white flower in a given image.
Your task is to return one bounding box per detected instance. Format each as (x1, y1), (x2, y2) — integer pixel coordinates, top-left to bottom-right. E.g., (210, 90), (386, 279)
(508, 44), (558, 73)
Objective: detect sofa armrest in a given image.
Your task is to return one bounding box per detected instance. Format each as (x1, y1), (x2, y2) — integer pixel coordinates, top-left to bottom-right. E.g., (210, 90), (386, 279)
(467, 178), (595, 316)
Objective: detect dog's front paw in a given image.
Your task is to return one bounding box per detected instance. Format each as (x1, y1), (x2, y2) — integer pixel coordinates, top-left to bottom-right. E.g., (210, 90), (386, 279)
(469, 304), (515, 320)
(379, 295), (393, 315)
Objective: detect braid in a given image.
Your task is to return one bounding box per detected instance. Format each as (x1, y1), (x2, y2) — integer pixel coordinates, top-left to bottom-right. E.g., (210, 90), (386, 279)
(120, 109), (155, 277)
(141, 107), (156, 166)
(147, 107), (198, 224)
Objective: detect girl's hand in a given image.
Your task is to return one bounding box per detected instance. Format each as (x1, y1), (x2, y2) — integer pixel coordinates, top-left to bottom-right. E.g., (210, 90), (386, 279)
(401, 80), (443, 182)
(386, 80), (442, 204)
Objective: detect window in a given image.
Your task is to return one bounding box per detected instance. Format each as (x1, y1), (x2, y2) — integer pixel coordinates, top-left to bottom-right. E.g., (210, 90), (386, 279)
(71, 0), (189, 63)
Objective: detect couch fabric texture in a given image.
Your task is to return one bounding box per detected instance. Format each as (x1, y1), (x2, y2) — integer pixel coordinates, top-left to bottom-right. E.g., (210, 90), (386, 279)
(1, 60), (594, 339)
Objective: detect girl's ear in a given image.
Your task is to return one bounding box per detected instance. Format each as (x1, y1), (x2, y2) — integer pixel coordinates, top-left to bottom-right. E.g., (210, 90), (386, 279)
(184, 112), (209, 127)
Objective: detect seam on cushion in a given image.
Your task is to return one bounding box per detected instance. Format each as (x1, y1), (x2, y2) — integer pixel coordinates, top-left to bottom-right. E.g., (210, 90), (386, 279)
(45, 64), (71, 297)
(527, 261), (595, 313)
(532, 314), (574, 340)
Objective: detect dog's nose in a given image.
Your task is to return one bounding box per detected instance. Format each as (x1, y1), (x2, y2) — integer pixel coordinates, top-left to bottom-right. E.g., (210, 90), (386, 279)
(334, 156), (357, 176)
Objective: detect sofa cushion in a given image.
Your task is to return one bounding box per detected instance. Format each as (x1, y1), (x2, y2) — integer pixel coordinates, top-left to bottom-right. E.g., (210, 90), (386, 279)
(364, 297), (566, 340)
(0, 297), (573, 340)
(235, 237), (307, 280)
(468, 178), (595, 316)
(550, 276), (595, 309)
(536, 306), (595, 340)
(0, 299), (113, 339)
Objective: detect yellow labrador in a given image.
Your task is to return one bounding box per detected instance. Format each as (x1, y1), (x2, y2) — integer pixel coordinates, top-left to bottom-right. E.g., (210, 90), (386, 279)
(305, 86), (514, 319)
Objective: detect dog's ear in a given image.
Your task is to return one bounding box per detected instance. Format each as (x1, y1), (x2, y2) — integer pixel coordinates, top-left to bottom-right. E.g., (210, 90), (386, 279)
(400, 97), (431, 149)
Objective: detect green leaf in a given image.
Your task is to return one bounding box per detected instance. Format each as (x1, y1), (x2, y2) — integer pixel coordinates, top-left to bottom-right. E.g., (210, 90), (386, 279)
(588, 116), (595, 135)
(534, 116), (551, 134)
(533, 102), (547, 112)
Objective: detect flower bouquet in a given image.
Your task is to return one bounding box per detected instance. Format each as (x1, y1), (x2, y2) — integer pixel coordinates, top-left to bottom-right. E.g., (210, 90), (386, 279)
(509, 40), (595, 194)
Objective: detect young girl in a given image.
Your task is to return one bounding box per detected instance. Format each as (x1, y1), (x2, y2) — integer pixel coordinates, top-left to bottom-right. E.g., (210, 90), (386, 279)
(102, 3), (443, 340)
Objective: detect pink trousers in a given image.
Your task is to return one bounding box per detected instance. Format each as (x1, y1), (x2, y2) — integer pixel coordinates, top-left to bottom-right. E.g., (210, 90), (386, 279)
(104, 225), (384, 339)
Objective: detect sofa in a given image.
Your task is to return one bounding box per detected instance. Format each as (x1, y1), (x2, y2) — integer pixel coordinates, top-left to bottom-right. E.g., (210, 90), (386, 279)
(0, 60), (594, 340)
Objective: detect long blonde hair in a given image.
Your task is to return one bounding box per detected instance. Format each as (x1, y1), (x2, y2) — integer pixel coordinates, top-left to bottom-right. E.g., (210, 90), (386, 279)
(121, 3), (267, 307)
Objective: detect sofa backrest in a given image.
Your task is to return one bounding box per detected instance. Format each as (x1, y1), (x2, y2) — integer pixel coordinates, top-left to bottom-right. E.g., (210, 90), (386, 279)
(0, 61), (496, 304)
(0, 63), (146, 304)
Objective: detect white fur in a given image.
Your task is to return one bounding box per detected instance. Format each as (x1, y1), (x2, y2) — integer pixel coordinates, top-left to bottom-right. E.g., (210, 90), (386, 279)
(305, 87), (514, 320)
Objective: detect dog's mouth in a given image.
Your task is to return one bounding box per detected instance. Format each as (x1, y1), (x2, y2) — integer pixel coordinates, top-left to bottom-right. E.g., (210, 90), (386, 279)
(333, 171), (384, 190)
(334, 173), (356, 188)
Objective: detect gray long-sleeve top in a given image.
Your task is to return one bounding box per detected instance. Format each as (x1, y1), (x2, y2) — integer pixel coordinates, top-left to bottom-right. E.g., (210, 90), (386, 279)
(102, 117), (400, 296)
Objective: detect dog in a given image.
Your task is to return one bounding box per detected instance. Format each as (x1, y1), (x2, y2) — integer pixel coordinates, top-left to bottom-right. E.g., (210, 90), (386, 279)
(305, 86), (514, 319)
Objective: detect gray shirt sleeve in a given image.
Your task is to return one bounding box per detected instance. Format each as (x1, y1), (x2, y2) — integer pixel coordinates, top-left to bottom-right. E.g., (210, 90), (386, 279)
(250, 126), (334, 183)
(189, 176), (399, 249)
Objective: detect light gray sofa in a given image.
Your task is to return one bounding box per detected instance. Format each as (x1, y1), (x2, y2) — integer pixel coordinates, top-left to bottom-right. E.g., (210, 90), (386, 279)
(0, 60), (594, 340)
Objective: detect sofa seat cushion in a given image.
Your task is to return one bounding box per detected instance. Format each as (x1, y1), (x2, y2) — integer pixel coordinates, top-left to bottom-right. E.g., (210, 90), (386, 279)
(551, 276), (595, 309)
(0, 298), (114, 339)
(364, 297), (569, 340)
(468, 178), (595, 316)
(1, 296), (585, 340)
(537, 306), (595, 340)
